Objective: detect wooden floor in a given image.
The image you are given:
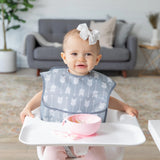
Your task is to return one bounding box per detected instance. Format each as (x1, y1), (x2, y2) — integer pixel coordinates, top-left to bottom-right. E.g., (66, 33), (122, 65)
(124, 144), (160, 160)
(0, 142), (37, 160)
(0, 141), (160, 160)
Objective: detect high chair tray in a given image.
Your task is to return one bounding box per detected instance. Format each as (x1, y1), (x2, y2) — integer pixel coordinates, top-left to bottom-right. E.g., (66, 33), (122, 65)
(19, 116), (145, 146)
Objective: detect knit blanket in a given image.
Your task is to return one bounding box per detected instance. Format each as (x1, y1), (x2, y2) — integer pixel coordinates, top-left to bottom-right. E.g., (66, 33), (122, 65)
(20, 32), (62, 55)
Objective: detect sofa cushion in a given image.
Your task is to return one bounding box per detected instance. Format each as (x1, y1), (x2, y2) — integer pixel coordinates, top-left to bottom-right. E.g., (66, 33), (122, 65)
(100, 47), (129, 62)
(114, 21), (134, 48)
(90, 18), (116, 48)
(34, 47), (62, 60)
(39, 20), (91, 43)
(33, 46), (129, 62)
(39, 19), (105, 43)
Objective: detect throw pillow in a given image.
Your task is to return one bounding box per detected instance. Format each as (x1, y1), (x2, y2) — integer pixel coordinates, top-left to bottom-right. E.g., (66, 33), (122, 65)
(106, 14), (134, 47)
(114, 21), (134, 48)
(90, 18), (116, 48)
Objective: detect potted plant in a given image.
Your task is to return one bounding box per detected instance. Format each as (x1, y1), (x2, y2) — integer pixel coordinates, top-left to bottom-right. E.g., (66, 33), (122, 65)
(0, 0), (35, 72)
(147, 12), (160, 46)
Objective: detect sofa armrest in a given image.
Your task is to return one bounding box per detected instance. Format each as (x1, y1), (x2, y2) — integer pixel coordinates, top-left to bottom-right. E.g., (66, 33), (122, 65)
(126, 35), (137, 68)
(26, 34), (40, 67)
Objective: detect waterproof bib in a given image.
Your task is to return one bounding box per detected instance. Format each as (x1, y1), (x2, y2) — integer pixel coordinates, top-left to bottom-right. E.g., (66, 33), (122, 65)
(40, 68), (116, 122)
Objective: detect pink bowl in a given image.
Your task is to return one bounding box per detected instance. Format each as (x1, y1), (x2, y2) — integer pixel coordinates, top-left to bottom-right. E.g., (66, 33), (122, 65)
(63, 114), (101, 136)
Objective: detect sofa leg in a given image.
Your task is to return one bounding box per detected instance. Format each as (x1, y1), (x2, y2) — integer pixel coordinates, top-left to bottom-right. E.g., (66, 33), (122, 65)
(122, 70), (127, 78)
(37, 69), (40, 76)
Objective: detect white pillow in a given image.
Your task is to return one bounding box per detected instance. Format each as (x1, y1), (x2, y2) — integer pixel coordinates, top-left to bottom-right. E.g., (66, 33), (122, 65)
(90, 18), (116, 48)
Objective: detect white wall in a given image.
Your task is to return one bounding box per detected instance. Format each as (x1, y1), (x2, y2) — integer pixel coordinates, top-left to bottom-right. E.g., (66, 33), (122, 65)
(0, 0), (160, 69)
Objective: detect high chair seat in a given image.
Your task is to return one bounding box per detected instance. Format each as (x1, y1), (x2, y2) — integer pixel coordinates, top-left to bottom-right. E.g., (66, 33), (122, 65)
(19, 90), (146, 160)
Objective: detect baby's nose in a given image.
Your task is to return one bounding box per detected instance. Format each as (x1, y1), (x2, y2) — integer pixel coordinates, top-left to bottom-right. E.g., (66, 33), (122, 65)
(78, 55), (86, 61)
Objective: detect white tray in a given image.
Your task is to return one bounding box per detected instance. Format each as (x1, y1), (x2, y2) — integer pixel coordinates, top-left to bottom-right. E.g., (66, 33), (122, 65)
(19, 116), (145, 146)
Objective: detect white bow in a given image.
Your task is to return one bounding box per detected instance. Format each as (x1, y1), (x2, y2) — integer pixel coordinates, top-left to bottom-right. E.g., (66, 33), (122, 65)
(77, 23), (100, 45)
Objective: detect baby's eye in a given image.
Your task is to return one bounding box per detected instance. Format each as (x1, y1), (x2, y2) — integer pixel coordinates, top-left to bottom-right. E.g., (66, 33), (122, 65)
(86, 53), (92, 56)
(71, 53), (77, 56)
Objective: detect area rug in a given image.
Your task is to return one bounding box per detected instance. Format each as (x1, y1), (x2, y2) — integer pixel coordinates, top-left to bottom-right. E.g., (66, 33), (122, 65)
(112, 76), (160, 145)
(0, 73), (159, 145)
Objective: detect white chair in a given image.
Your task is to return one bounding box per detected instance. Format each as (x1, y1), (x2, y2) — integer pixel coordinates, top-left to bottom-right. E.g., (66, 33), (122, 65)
(19, 91), (145, 160)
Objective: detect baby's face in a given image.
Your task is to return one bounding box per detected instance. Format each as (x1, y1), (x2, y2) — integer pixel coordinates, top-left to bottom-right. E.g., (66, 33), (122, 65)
(61, 35), (102, 76)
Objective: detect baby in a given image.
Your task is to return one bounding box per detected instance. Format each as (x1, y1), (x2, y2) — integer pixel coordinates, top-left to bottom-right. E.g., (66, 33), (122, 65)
(20, 23), (138, 160)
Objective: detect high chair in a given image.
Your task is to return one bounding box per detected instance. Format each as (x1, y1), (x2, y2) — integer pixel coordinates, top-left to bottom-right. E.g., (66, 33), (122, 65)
(19, 91), (146, 160)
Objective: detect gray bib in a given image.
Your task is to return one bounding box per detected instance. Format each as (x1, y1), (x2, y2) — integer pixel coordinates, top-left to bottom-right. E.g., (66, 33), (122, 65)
(40, 68), (115, 122)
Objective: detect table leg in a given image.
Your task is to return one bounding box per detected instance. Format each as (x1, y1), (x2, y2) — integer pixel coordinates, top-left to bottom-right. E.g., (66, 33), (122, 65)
(150, 54), (160, 73)
(140, 48), (160, 74)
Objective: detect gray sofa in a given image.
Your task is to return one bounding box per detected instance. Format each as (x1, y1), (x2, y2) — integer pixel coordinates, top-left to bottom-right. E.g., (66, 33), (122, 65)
(26, 19), (137, 77)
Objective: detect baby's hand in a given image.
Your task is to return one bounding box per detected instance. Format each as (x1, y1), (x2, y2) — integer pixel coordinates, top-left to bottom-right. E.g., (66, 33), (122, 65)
(125, 105), (138, 118)
(20, 107), (34, 123)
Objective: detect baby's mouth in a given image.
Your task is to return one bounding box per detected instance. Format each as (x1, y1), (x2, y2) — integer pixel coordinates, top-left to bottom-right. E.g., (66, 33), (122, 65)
(76, 64), (87, 68)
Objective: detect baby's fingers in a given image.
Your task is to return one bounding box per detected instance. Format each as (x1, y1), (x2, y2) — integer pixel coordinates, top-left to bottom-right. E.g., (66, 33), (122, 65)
(28, 112), (34, 118)
(20, 111), (26, 123)
(20, 109), (34, 123)
(133, 110), (138, 118)
(129, 110), (138, 118)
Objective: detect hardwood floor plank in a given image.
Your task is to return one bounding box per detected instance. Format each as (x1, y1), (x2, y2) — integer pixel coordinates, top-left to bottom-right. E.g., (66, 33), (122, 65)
(0, 142), (160, 160)
(124, 144), (160, 160)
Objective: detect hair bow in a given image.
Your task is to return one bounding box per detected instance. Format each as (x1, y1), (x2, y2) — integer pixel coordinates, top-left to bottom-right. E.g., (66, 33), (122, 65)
(77, 23), (100, 45)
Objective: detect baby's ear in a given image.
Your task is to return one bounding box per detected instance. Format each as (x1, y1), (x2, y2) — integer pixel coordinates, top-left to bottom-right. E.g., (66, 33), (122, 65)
(61, 52), (67, 64)
(96, 54), (102, 65)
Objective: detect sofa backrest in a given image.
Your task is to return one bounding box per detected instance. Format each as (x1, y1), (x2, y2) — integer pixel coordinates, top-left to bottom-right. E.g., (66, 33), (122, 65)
(39, 19), (104, 43)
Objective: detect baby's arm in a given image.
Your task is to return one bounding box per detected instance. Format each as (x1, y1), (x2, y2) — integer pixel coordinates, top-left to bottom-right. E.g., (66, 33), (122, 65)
(20, 90), (42, 123)
(108, 96), (138, 118)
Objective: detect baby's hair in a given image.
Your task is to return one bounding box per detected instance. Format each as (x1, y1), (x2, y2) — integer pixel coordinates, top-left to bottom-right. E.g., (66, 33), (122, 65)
(63, 29), (100, 54)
